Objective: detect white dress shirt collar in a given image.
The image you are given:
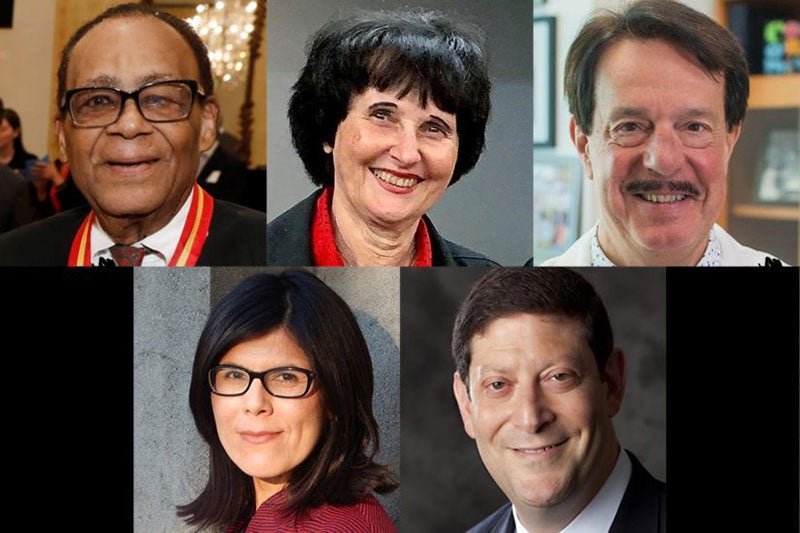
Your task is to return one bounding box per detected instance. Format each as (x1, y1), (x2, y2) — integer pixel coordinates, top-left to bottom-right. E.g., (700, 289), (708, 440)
(560, 447), (632, 533)
(90, 186), (195, 266)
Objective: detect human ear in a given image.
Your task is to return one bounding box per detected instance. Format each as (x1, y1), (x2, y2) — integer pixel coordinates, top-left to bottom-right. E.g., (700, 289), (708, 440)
(603, 348), (626, 417)
(55, 115), (68, 163)
(198, 97), (220, 152)
(453, 371), (476, 440)
(570, 116), (593, 180)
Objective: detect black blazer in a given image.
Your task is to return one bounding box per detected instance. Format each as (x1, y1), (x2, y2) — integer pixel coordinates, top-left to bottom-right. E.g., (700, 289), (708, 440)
(267, 189), (501, 267)
(197, 144), (251, 208)
(0, 164), (33, 234)
(467, 450), (666, 533)
(0, 198), (266, 266)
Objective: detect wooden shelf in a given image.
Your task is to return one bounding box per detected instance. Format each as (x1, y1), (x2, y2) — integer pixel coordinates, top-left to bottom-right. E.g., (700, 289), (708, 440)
(749, 74), (800, 109)
(731, 203), (800, 221)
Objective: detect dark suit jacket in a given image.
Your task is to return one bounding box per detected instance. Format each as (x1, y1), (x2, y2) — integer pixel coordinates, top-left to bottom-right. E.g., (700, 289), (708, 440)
(0, 198), (266, 266)
(0, 164), (33, 234)
(197, 144), (249, 206)
(267, 189), (501, 266)
(467, 450), (666, 533)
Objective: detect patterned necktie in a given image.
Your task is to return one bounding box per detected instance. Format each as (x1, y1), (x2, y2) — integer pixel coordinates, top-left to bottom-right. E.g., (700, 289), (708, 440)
(109, 244), (150, 266)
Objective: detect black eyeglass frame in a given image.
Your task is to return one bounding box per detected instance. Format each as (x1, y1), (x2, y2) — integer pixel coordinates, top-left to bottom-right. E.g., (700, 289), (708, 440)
(208, 365), (316, 398)
(60, 79), (207, 127)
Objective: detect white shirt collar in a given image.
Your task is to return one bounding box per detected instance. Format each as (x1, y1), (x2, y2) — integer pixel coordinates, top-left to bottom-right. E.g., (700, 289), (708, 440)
(590, 225), (721, 266)
(510, 449), (631, 533)
(560, 447), (631, 533)
(90, 186), (195, 266)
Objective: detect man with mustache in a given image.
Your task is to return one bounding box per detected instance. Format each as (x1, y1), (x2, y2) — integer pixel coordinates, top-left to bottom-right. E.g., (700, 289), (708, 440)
(452, 268), (665, 532)
(540, 0), (786, 266)
(0, 3), (265, 266)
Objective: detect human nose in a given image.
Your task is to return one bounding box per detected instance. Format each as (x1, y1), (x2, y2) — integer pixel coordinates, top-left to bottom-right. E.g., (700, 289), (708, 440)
(388, 123), (422, 166)
(642, 125), (685, 177)
(105, 96), (151, 137)
(510, 384), (554, 433)
(242, 376), (274, 415)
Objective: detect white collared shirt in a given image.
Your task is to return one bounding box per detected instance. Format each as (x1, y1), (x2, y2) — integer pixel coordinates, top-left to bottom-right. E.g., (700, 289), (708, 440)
(91, 186), (195, 267)
(512, 448), (632, 533)
(590, 225), (721, 266)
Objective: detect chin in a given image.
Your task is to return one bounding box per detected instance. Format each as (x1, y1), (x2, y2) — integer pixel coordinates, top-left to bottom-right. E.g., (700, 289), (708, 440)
(511, 477), (572, 509)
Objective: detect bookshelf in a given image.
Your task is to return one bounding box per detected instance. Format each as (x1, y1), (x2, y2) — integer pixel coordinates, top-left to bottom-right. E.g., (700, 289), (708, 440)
(716, 0), (800, 264)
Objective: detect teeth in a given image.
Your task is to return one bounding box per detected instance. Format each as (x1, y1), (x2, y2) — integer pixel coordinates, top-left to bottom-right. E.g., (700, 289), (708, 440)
(642, 193), (685, 203)
(372, 169), (419, 188)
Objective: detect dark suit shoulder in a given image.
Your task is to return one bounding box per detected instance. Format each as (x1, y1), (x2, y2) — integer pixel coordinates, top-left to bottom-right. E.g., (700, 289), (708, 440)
(266, 191), (317, 266)
(0, 206), (88, 266)
(200, 199), (266, 265)
(442, 238), (502, 266)
(466, 502), (514, 533)
(610, 450), (667, 533)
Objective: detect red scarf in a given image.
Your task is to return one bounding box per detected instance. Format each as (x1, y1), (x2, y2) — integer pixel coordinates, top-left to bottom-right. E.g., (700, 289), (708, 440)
(311, 187), (432, 266)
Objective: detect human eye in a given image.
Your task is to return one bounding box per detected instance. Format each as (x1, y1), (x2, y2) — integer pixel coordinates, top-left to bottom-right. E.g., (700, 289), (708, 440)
(369, 107), (395, 122)
(544, 370), (579, 390)
(681, 121), (714, 148)
(273, 370), (301, 383)
(75, 90), (117, 110)
(421, 120), (451, 139)
(221, 367), (247, 381)
(609, 121), (649, 146)
(481, 377), (513, 398)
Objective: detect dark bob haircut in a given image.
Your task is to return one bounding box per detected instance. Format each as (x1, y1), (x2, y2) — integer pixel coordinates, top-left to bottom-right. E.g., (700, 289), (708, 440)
(1, 108), (30, 158)
(565, 0), (749, 134)
(452, 267), (613, 392)
(289, 8), (491, 187)
(56, 3), (214, 110)
(178, 270), (397, 530)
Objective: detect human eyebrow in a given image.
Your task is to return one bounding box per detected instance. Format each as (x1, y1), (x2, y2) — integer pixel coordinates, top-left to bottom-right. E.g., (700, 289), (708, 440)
(368, 101), (398, 112)
(80, 75), (121, 88)
(607, 107), (651, 123)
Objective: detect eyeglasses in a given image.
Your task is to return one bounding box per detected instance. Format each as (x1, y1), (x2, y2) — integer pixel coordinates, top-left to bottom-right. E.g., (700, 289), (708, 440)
(208, 365), (316, 398)
(61, 79), (206, 128)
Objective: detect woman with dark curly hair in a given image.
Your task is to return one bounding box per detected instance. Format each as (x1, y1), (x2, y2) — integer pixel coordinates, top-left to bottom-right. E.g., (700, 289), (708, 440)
(267, 8), (499, 267)
(177, 270), (398, 531)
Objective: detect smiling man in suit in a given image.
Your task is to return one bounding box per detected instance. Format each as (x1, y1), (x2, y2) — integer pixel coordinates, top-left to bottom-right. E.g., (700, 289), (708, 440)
(0, 3), (265, 266)
(452, 268), (666, 532)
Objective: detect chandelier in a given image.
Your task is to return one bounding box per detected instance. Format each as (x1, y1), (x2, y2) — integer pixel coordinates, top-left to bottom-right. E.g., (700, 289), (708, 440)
(186, 1), (258, 85)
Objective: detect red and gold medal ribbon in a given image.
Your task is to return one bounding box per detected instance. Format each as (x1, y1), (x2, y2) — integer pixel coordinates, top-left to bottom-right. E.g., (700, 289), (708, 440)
(68, 210), (95, 266)
(67, 183), (214, 267)
(169, 183), (214, 266)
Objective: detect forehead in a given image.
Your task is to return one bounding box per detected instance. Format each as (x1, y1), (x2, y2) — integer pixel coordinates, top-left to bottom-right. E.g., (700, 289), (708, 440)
(469, 313), (593, 370)
(67, 15), (198, 87)
(350, 87), (453, 117)
(593, 38), (724, 116)
(218, 329), (313, 370)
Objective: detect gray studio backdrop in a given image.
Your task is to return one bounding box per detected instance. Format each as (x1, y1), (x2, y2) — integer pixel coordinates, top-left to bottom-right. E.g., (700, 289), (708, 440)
(267, 0), (533, 266)
(400, 267), (667, 533)
(133, 267), (400, 532)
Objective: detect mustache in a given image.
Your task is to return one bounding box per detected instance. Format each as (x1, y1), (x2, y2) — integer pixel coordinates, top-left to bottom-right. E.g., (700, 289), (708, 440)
(625, 180), (700, 196)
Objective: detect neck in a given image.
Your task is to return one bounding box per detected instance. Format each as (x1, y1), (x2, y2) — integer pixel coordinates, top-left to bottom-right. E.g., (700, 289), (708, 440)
(253, 478), (287, 510)
(598, 223), (707, 266)
(331, 191), (417, 266)
(518, 442), (621, 533)
(91, 189), (190, 245)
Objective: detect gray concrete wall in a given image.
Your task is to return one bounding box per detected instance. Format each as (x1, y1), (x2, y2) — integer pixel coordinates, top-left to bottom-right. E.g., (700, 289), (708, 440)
(133, 267), (400, 532)
(267, 0), (533, 266)
(400, 267), (667, 532)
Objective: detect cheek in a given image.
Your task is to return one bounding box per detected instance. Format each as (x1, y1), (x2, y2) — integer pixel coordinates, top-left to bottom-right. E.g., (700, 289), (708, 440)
(471, 401), (505, 443)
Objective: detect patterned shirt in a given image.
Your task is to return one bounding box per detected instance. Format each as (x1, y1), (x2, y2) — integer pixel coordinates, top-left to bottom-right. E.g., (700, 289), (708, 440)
(590, 225), (721, 266)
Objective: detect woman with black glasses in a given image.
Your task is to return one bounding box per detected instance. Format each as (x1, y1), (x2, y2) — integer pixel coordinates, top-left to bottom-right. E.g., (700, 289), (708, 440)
(178, 270), (397, 531)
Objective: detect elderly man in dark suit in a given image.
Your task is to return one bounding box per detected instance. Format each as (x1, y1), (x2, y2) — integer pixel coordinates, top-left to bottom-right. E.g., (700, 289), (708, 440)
(452, 268), (666, 532)
(0, 3), (265, 266)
